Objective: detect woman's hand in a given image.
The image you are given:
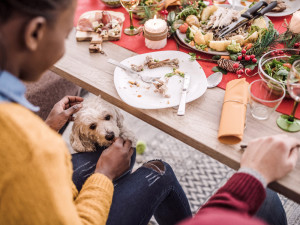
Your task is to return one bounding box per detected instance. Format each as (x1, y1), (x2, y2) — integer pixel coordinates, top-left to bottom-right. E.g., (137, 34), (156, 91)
(95, 138), (134, 181)
(45, 96), (84, 132)
(241, 134), (300, 184)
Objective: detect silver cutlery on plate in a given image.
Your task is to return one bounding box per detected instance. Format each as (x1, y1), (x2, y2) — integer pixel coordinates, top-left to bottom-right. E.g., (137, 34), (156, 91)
(107, 58), (160, 83)
(177, 74), (191, 116)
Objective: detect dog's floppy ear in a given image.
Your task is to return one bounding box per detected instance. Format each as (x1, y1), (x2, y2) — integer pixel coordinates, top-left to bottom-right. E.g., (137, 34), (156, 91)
(114, 108), (124, 128)
(70, 123), (95, 152)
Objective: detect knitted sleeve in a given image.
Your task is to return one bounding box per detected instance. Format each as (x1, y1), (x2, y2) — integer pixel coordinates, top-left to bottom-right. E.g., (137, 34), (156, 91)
(178, 173), (267, 225)
(0, 104), (113, 225)
(199, 173), (266, 215)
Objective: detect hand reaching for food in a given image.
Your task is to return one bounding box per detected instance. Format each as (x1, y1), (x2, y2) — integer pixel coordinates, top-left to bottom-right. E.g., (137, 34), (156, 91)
(240, 134), (300, 184)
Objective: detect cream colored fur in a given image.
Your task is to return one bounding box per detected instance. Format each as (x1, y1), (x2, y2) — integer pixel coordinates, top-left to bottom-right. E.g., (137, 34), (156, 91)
(70, 95), (136, 152)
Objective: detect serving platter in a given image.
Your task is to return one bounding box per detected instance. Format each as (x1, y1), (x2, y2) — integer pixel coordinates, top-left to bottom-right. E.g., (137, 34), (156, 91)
(228, 0), (300, 17)
(175, 4), (271, 55)
(113, 51), (207, 109)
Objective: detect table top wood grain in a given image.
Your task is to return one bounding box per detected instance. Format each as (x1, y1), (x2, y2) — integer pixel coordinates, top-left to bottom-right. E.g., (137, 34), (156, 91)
(52, 29), (300, 203)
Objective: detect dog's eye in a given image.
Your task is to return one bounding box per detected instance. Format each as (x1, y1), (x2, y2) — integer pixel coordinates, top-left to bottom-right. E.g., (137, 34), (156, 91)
(104, 115), (111, 121)
(89, 123), (97, 130)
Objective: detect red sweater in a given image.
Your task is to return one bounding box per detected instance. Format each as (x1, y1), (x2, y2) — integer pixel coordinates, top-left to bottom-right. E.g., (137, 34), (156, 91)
(179, 173), (267, 225)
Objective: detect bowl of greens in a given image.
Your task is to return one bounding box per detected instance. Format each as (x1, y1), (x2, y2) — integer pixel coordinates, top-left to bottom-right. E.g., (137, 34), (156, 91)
(132, 0), (165, 20)
(258, 49), (300, 97)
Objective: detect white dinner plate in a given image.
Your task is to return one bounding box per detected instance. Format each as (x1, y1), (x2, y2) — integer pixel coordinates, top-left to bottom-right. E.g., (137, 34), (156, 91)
(113, 51), (207, 109)
(176, 4), (271, 55)
(228, 0), (300, 17)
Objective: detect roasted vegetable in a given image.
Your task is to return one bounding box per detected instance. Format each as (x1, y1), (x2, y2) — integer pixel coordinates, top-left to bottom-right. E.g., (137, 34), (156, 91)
(226, 40), (242, 54)
(204, 32), (213, 45)
(209, 40), (231, 52)
(201, 5), (218, 21)
(186, 15), (200, 27)
(179, 23), (189, 33)
(194, 30), (205, 45)
(186, 26), (197, 40)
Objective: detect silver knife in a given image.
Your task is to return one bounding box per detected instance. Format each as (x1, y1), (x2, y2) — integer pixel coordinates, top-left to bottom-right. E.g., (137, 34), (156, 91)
(177, 74), (191, 116)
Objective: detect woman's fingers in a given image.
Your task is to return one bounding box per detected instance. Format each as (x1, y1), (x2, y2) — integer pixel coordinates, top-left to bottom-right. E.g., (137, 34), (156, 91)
(61, 96), (84, 109)
(64, 103), (82, 117)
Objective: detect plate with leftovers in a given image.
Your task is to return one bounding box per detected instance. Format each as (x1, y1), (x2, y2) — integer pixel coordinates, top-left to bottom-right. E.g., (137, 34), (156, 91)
(113, 51), (207, 109)
(228, 0), (300, 17)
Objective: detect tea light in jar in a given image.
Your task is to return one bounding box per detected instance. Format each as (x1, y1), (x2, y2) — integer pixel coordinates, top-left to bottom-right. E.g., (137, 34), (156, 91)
(144, 16), (168, 50)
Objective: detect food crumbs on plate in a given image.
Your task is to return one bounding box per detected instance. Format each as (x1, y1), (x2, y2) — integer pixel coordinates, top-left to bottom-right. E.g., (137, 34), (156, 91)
(128, 80), (139, 87)
(137, 95), (142, 98)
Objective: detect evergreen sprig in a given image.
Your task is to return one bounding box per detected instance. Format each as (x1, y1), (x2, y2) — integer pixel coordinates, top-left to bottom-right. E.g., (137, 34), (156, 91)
(277, 30), (300, 48)
(247, 22), (278, 56)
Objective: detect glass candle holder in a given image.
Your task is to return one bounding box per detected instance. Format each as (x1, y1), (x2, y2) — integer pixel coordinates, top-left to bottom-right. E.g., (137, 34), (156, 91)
(143, 17), (168, 50)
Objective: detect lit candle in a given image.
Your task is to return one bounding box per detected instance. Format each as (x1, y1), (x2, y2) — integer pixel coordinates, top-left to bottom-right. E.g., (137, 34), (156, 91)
(144, 16), (168, 50)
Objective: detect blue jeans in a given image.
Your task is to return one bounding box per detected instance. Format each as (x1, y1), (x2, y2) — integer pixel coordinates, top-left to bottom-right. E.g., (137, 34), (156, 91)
(72, 148), (192, 225)
(256, 188), (287, 225)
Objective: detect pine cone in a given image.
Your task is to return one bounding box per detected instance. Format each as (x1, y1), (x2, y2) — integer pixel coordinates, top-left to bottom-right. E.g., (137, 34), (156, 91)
(217, 58), (243, 72)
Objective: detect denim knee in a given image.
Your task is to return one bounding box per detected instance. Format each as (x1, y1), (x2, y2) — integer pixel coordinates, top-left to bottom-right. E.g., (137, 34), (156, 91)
(142, 160), (176, 179)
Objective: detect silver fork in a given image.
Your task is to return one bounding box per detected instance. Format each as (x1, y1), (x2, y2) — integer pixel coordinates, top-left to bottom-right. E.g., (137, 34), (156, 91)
(107, 58), (161, 83)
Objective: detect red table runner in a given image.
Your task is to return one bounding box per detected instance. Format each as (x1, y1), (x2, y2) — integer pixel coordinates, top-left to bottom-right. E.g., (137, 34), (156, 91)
(75, 0), (299, 119)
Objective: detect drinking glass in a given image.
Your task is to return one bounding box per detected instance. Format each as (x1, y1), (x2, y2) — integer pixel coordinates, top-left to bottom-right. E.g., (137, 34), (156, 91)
(120, 0), (140, 35)
(276, 60), (300, 132)
(249, 79), (285, 120)
(213, 0), (226, 4)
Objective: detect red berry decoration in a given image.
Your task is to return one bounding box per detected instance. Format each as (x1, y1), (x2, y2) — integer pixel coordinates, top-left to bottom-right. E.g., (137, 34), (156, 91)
(271, 52), (275, 56)
(160, 9), (168, 15)
(233, 63), (240, 69)
(241, 49), (247, 54)
(245, 55), (251, 61)
(237, 55), (243, 61)
(245, 68), (251, 74)
(250, 54), (255, 59)
(252, 58), (257, 63)
(294, 42), (300, 48)
(279, 50), (284, 54)
(237, 69), (244, 75)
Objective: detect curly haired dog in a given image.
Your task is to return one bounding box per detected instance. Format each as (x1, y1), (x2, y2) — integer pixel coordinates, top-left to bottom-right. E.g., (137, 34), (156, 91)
(70, 95), (136, 152)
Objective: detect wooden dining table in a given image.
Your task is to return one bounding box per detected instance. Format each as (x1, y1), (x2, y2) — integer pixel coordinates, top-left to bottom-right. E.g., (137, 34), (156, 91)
(52, 29), (300, 204)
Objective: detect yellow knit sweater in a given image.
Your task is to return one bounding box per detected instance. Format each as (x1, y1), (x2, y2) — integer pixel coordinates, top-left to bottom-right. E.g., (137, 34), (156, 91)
(0, 103), (114, 225)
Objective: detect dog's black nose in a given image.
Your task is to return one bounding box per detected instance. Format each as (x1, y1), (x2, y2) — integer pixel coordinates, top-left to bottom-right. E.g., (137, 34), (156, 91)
(105, 132), (115, 141)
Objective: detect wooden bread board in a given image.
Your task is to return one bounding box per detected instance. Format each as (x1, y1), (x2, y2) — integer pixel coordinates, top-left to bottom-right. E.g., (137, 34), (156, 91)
(76, 11), (125, 53)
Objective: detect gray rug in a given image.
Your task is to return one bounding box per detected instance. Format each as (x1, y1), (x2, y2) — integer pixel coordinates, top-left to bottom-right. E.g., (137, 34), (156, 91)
(134, 132), (300, 225)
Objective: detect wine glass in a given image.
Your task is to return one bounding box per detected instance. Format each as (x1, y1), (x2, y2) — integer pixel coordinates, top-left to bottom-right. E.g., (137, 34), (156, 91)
(276, 60), (300, 132)
(120, 0), (140, 35)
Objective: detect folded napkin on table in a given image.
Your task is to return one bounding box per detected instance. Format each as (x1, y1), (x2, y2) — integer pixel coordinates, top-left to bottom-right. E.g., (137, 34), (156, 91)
(165, 0), (181, 8)
(218, 78), (249, 145)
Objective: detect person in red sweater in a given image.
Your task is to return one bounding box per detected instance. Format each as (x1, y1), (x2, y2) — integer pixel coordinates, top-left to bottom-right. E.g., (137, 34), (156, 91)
(179, 134), (300, 225)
